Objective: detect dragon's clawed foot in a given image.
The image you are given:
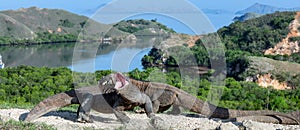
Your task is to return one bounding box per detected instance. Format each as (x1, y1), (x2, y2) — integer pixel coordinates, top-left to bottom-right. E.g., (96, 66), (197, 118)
(76, 118), (93, 123)
(77, 114), (93, 123)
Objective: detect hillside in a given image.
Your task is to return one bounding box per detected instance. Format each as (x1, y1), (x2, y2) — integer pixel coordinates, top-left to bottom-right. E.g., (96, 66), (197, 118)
(240, 56), (300, 89)
(216, 12), (300, 90)
(235, 3), (300, 15)
(218, 11), (296, 54)
(0, 7), (111, 44)
(141, 11), (300, 90)
(0, 7), (173, 45)
(0, 7), (89, 36)
(265, 12), (300, 56)
(112, 19), (175, 36)
(143, 11), (300, 64)
(218, 11), (300, 64)
(217, 11), (300, 90)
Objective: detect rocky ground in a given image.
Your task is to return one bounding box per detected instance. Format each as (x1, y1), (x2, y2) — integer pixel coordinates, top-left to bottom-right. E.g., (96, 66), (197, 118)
(0, 108), (299, 130)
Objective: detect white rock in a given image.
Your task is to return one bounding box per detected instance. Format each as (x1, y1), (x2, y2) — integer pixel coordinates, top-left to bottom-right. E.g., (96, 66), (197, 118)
(218, 122), (239, 130)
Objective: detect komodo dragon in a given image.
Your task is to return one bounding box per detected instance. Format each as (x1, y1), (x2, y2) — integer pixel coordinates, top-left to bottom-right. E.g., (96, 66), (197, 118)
(25, 82), (157, 123)
(99, 73), (300, 125)
(24, 72), (299, 125)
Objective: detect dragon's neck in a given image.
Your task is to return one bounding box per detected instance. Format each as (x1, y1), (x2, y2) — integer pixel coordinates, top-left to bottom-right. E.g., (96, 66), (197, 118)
(129, 78), (150, 92)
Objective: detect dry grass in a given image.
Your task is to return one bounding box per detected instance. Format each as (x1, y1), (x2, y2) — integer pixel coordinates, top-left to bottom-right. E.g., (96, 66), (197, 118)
(248, 56), (300, 75)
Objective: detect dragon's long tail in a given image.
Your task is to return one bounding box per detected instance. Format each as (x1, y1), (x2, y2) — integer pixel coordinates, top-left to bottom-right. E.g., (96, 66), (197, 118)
(24, 89), (78, 121)
(177, 90), (299, 125)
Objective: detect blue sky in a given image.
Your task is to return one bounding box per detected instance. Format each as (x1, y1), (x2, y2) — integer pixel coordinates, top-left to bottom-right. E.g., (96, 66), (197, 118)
(1, 0), (300, 34)
(1, 0), (299, 13)
(191, 0), (300, 11)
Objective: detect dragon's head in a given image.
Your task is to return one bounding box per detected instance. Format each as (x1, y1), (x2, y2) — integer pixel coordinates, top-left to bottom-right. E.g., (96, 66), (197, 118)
(98, 72), (129, 91)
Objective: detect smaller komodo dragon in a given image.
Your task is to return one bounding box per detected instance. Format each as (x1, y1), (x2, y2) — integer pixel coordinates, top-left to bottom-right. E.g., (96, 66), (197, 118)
(25, 81), (158, 123)
(99, 73), (300, 125)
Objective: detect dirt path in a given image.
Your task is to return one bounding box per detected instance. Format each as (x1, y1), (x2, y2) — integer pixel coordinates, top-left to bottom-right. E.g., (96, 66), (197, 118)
(0, 109), (299, 130)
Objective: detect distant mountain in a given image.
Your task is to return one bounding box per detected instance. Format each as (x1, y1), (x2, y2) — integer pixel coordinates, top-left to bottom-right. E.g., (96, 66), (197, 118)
(236, 3), (300, 15)
(202, 9), (232, 14)
(233, 12), (262, 22)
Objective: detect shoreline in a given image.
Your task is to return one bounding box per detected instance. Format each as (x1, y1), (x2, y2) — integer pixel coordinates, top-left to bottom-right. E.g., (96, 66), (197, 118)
(0, 39), (106, 47)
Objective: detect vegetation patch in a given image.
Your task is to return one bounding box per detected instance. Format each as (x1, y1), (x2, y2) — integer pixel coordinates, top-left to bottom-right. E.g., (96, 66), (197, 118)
(218, 11), (295, 54)
(113, 19), (175, 35)
(0, 119), (56, 130)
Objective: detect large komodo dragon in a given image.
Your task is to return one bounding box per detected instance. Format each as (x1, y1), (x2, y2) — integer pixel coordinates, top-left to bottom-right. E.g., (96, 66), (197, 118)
(24, 72), (299, 125)
(99, 73), (300, 125)
(25, 80), (158, 123)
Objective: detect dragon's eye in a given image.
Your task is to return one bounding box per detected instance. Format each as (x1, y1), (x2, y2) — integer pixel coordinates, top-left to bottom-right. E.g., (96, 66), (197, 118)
(102, 81), (108, 85)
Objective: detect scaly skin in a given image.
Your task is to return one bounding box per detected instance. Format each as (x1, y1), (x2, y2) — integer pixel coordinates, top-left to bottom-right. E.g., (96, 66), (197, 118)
(24, 83), (155, 124)
(235, 111), (300, 125)
(99, 73), (157, 118)
(99, 73), (299, 125)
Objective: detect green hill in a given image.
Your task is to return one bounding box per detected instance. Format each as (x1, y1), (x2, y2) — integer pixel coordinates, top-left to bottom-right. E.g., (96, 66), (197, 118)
(0, 7), (174, 45)
(0, 7), (88, 36)
(0, 7), (112, 45)
(218, 11), (296, 54)
(141, 11), (300, 89)
(112, 19), (175, 36)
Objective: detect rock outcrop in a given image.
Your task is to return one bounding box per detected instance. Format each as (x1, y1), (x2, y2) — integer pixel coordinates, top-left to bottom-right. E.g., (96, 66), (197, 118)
(186, 35), (200, 47)
(256, 73), (292, 90)
(265, 12), (300, 55)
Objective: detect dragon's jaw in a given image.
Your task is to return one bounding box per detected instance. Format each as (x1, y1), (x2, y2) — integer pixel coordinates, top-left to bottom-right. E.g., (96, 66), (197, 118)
(114, 73), (129, 90)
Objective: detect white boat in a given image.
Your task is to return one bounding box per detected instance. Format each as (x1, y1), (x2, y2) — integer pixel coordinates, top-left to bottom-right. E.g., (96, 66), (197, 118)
(0, 55), (4, 69)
